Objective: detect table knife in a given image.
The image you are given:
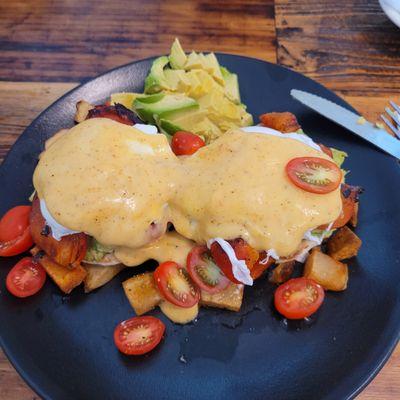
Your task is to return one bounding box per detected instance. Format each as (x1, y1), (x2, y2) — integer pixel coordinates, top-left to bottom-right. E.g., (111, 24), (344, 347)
(291, 89), (400, 159)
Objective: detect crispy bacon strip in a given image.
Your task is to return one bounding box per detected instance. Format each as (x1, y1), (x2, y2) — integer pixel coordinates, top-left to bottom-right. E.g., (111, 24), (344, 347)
(30, 197), (87, 269)
(87, 103), (137, 125)
(259, 112), (301, 133)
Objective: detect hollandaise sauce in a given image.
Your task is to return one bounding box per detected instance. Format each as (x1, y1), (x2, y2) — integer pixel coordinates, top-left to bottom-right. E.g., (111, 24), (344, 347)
(33, 118), (342, 260)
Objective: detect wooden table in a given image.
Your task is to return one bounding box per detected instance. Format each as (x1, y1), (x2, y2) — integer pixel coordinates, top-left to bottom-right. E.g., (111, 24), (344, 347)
(0, 1), (399, 398)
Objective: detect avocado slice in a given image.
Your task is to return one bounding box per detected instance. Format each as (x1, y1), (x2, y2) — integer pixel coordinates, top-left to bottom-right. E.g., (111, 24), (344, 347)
(169, 38), (187, 69)
(204, 53), (224, 86)
(158, 119), (183, 137)
(184, 51), (203, 70)
(133, 93), (199, 124)
(220, 66), (240, 104)
(164, 69), (191, 92)
(144, 56), (170, 94)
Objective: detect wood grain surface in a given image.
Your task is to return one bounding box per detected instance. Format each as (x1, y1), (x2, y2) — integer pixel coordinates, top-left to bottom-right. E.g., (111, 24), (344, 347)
(0, 0), (399, 398)
(275, 0), (400, 96)
(0, 0), (276, 82)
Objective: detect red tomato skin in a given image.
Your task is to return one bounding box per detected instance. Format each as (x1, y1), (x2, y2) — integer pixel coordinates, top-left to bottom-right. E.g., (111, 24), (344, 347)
(274, 277), (325, 320)
(0, 206), (33, 257)
(0, 205), (31, 242)
(154, 261), (200, 308)
(209, 242), (241, 284)
(286, 157), (342, 194)
(114, 316), (165, 356)
(209, 239), (261, 284)
(171, 131), (205, 156)
(318, 144), (333, 158)
(186, 246), (230, 293)
(6, 257), (46, 298)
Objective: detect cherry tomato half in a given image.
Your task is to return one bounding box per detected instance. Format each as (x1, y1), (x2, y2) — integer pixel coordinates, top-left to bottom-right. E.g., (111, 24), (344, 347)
(274, 277), (325, 319)
(0, 206), (33, 257)
(171, 131), (205, 156)
(286, 157), (342, 194)
(114, 316), (165, 355)
(6, 257), (46, 298)
(154, 261), (200, 308)
(186, 246), (230, 293)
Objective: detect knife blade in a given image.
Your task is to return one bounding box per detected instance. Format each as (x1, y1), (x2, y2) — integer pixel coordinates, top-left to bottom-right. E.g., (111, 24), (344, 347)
(291, 89), (400, 159)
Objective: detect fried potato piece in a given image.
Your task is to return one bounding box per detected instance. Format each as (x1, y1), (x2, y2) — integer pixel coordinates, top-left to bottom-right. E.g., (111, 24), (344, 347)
(200, 283), (244, 312)
(30, 197), (87, 269)
(32, 247), (87, 293)
(83, 263), (125, 293)
(259, 112), (301, 133)
(304, 248), (348, 291)
(349, 202), (359, 227)
(123, 272), (162, 315)
(74, 100), (94, 123)
(327, 226), (362, 261)
(269, 261), (295, 284)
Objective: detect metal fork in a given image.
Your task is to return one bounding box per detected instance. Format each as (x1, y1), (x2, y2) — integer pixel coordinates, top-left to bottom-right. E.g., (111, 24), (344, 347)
(381, 100), (400, 139)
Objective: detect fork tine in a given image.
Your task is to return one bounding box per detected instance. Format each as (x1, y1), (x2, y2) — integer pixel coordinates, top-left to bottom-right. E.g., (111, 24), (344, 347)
(389, 100), (400, 115)
(381, 114), (400, 139)
(385, 107), (400, 128)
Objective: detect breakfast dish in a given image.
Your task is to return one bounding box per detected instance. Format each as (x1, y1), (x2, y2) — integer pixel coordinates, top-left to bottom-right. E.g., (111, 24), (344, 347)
(1, 40), (363, 355)
(1, 42), (399, 400)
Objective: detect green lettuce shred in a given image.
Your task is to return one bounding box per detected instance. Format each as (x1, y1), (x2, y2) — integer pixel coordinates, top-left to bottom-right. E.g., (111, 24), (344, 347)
(84, 238), (113, 263)
(331, 148), (348, 168)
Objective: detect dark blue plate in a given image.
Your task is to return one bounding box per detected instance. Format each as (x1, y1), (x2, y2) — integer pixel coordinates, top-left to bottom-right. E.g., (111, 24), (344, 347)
(1, 55), (399, 400)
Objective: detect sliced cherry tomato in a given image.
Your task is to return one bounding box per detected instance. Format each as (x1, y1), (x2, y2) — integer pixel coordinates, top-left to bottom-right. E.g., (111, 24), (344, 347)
(171, 131), (205, 156)
(154, 261), (200, 308)
(114, 316), (165, 355)
(186, 246), (230, 293)
(274, 277), (325, 319)
(6, 257), (46, 298)
(318, 143), (333, 158)
(210, 239), (260, 284)
(0, 206), (33, 257)
(286, 157), (342, 194)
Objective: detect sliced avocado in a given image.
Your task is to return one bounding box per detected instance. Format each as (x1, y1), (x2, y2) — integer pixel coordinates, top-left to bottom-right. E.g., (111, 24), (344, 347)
(110, 92), (143, 109)
(169, 38), (187, 69)
(158, 119), (183, 137)
(223, 72), (240, 104)
(164, 69), (191, 92)
(133, 93), (199, 124)
(184, 51), (203, 70)
(185, 70), (223, 99)
(144, 56), (170, 94)
(204, 53), (224, 86)
(169, 109), (209, 126)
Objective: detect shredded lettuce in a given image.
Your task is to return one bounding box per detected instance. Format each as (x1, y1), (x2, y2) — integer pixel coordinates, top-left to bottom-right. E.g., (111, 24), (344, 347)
(310, 228), (334, 240)
(331, 148), (348, 168)
(84, 238), (113, 263)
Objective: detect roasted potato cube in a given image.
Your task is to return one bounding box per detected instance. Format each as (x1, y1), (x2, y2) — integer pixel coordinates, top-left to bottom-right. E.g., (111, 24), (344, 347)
(304, 249), (348, 291)
(349, 202), (359, 227)
(269, 261), (295, 284)
(123, 272), (162, 315)
(259, 112), (301, 133)
(200, 283), (244, 312)
(83, 263), (124, 293)
(327, 226), (362, 260)
(32, 248), (87, 293)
